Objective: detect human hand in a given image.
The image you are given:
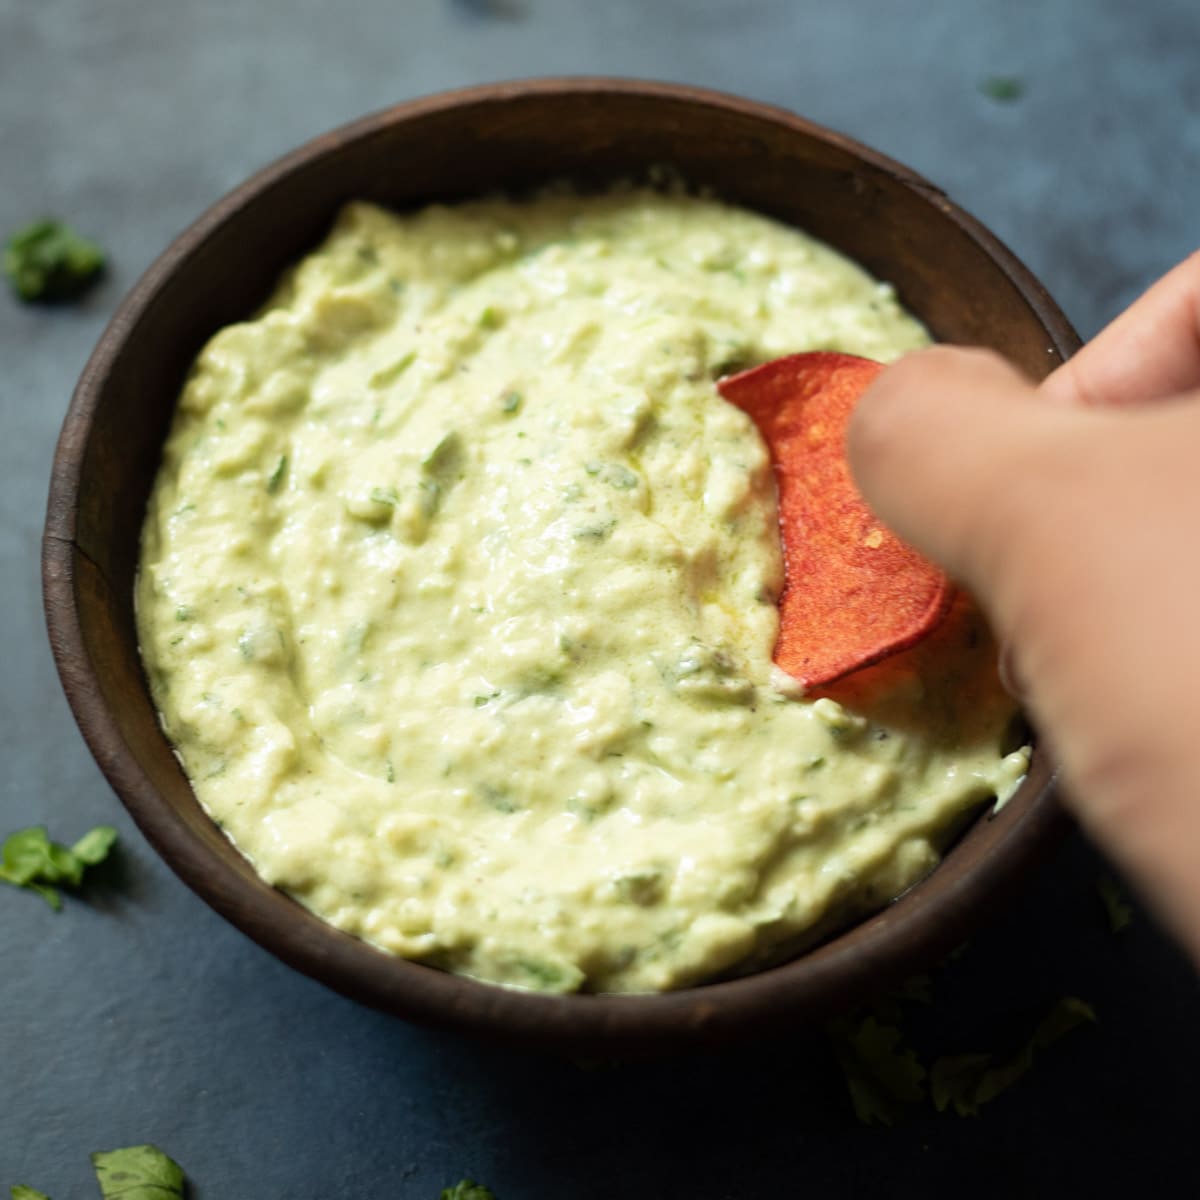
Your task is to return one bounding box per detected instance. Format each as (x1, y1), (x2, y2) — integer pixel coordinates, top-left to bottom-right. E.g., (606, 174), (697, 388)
(847, 252), (1200, 962)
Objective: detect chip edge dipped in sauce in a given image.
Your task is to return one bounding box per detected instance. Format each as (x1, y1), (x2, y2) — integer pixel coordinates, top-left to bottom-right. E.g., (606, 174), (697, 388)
(718, 352), (954, 690)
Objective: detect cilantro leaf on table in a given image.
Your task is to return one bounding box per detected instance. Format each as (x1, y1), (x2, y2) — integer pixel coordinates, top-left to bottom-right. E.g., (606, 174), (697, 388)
(827, 1014), (927, 1126)
(979, 75), (1025, 102)
(440, 1183), (497, 1200)
(4, 219), (106, 302)
(90, 1144), (185, 1200)
(1097, 875), (1134, 933)
(0, 825), (118, 909)
(930, 996), (1096, 1117)
(888, 971), (934, 1005)
(10, 1145), (185, 1200)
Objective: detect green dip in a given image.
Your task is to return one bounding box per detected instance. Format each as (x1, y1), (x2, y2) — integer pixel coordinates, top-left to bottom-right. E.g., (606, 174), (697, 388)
(136, 187), (1025, 993)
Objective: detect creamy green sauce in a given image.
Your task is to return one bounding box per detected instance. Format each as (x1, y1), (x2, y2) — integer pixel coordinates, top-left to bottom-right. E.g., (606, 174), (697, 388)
(137, 187), (1026, 993)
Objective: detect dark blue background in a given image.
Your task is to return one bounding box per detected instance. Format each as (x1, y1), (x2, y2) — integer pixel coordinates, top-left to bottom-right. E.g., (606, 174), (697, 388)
(3, 2), (1198, 1196)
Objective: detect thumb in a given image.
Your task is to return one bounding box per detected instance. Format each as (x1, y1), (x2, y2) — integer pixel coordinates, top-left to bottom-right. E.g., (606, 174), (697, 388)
(847, 345), (1064, 620)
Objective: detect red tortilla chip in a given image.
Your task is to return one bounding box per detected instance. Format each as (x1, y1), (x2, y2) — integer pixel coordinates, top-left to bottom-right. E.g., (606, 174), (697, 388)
(718, 351), (953, 689)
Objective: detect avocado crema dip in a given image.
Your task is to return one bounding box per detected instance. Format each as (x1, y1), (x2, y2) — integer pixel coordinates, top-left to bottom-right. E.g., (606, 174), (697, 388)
(137, 186), (1027, 994)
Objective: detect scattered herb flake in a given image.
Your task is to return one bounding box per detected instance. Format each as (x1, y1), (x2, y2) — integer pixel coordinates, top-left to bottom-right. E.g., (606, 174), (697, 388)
(573, 521), (614, 541)
(423, 430), (464, 478)
(266, 453), (288, 494)
(866, 971), (935, 1025)
(13, 1145), (186, 1200)
(4, 219), (106, 302)
(440, 1183), (497, 1200)
(930, 997), (1096, 1117)
(943, 940), (972, 963)
(980, 75), (1024, 102)
(500, 390), (522, 415)
(928, 1051), (993, 1114)
(370, 350), (416, 388)
(1097, 875), (1133, 933)
(451, 0), (524, 18)
(91, 1144), (185, 1200)
(514, 957), (584, 993)
(828, 1015), (926, 1126)
(605, 464), (640, 490)
(0, 825), (118, 909)
(71, 826), (118, 866)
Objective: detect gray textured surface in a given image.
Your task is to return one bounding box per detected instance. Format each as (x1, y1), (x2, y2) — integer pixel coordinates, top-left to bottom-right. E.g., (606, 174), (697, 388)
(3, 1), (1199, 1196)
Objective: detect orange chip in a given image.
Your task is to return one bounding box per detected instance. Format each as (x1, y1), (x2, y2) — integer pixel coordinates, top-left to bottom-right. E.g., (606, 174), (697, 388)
(718, 351), (953, 689)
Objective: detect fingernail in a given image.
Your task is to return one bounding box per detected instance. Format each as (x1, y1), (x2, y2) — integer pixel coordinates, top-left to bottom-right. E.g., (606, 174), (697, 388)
(998, 641), (1028, 701)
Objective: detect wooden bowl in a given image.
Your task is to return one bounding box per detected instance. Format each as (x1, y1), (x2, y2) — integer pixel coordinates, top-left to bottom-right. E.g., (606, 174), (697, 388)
(43, 79), (1076, 1054)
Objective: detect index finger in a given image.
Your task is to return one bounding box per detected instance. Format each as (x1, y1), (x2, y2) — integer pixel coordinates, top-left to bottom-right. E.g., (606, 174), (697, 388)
(1041, 249), (1200, 408)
